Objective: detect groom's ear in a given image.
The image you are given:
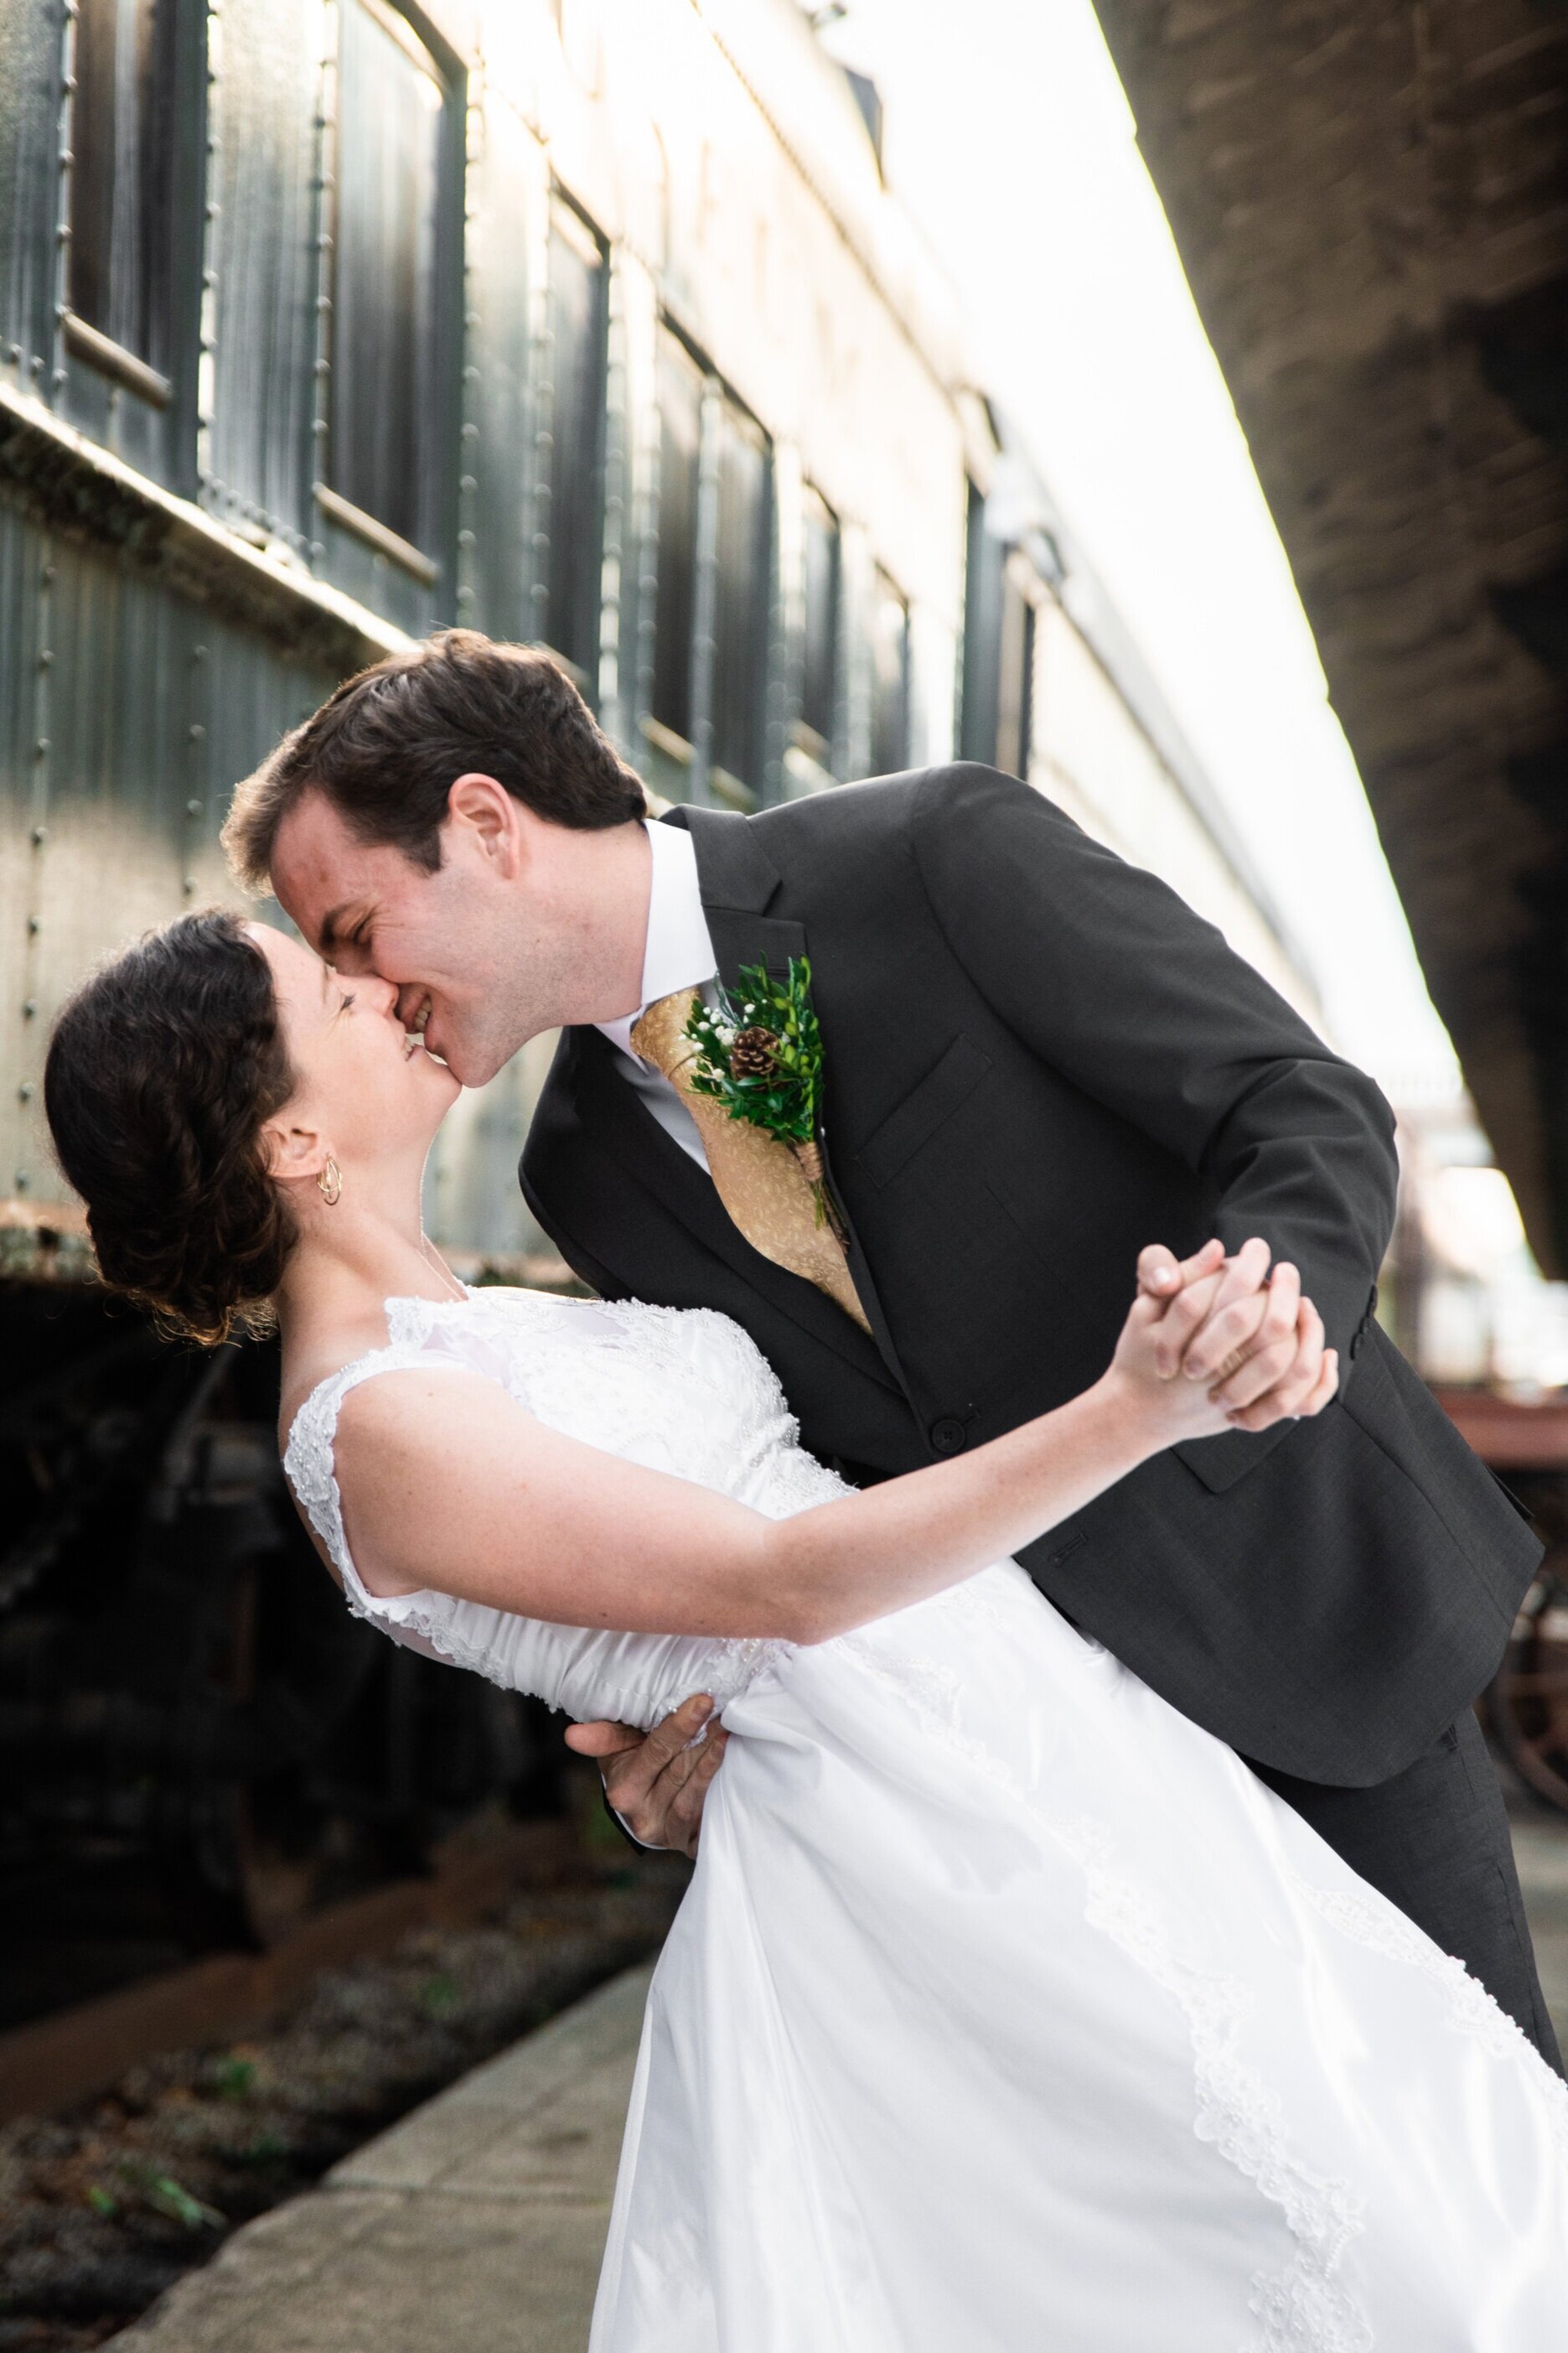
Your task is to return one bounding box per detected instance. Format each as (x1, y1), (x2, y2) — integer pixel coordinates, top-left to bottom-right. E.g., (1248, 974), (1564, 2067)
(447, 772), (522, 878)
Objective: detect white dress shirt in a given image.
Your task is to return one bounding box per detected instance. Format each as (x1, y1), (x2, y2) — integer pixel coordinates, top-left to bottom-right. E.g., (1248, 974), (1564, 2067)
(594, 818), (717, 1172)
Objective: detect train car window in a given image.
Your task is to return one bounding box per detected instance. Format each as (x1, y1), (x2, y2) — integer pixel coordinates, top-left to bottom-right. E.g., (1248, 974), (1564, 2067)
(960, 474), (1006, 769)
(541, 196), (608, 687)
(326, 0), (446, 556)
(995, 568), (1036, 783)
(652, 325), (704, 745)
(711, 396), (771, 794)
(68, 0), (181, 384)
(800, 485), (839, 762)
(870, 569), (910, 778)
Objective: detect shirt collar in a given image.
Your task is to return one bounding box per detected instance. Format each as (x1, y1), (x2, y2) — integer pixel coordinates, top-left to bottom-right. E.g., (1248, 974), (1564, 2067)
(595, 818), (718, 1062)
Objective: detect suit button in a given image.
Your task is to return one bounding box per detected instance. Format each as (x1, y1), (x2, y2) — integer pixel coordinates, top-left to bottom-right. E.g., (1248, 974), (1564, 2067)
(929, 1417), (968, 1455)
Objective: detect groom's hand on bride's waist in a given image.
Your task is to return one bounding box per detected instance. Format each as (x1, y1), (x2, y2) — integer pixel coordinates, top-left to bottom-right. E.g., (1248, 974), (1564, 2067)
(564, 1693), (728, 1857)
(1137, 1237), (1331, 1431)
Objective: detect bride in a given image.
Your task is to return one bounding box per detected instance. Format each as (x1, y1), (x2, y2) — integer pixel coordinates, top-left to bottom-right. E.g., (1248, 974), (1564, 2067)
(44, 909), (1568, 2350)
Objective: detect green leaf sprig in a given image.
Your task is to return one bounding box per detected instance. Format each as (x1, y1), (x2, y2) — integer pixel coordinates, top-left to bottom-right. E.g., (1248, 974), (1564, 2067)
(684, 956), (846, 1237)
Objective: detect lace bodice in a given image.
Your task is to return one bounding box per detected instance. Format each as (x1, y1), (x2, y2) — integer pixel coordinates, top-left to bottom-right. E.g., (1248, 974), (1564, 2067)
(282, 1287), (848, 1727)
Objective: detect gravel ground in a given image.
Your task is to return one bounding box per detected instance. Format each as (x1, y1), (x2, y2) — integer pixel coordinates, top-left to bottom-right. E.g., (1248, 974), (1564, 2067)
(0, 1855), (686, 2353)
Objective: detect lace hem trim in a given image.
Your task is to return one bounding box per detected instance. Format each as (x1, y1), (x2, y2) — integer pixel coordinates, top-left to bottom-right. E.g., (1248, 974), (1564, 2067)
(1282, 1862), (1568, 2167)
(836, 1615), (1373, 2353)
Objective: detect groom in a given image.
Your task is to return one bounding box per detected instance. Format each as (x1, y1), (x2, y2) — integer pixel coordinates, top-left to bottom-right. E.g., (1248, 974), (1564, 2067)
(229, 630), (1559, 2068)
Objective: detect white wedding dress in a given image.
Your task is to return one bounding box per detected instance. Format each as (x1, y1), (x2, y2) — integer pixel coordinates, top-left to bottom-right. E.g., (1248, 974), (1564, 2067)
(284, 1285), (1568, 2352)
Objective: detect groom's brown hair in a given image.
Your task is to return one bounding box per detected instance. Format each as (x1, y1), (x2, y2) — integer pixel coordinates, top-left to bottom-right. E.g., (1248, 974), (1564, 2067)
(223, 629), (646, 891)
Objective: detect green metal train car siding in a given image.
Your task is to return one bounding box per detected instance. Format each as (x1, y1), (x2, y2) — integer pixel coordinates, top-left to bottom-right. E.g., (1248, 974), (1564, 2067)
(3, 0), (1310, 1264)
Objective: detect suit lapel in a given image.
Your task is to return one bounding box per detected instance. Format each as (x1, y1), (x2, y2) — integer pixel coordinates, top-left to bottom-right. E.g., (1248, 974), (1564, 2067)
(561, 1020), (903, 1395)
(670, 805), (911, 1397)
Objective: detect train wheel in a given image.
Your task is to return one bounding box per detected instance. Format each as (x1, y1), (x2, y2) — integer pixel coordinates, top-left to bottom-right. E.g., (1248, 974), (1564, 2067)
(1485, 1569), (1568, 1814)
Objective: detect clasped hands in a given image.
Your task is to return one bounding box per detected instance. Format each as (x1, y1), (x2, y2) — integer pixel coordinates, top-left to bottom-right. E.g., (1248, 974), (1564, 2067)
(565, 1236), (1333, 1857)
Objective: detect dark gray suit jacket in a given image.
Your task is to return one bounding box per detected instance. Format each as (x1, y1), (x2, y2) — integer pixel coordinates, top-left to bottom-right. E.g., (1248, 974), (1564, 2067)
(521, 764), (1542, 1786)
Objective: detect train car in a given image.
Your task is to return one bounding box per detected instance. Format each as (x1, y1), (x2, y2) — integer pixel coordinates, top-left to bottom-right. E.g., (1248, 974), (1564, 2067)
(0, 0), (1316, 2018)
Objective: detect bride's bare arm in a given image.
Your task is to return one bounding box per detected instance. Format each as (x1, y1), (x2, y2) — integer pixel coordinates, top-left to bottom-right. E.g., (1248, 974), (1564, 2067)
(326, 1255), (1336, 1651)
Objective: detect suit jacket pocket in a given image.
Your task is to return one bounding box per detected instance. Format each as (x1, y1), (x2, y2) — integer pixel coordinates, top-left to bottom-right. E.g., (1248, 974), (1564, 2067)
(854, 1034), (993, 1189)
(1173, 1417), (1296, 1495)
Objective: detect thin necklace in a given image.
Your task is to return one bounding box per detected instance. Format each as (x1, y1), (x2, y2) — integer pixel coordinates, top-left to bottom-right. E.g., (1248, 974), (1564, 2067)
(418, 1230), (467, 1303)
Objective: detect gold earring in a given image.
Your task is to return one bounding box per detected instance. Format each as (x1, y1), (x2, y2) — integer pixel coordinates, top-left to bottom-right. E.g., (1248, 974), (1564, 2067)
(316, 1156), (343, 1206)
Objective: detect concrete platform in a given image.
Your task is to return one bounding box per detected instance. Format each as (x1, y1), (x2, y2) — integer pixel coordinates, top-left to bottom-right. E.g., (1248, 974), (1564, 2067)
(106, 1815), (1568, 2353)
(106, 1963), (649, 2353)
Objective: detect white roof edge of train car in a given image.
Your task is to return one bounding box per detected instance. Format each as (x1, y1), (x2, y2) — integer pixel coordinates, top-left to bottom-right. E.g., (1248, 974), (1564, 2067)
(983, 401), (1320, 1001)
(697, 0), (972, 398)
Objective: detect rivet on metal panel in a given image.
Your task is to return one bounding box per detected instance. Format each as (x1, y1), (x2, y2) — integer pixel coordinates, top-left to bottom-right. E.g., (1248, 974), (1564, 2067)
(456, 587), (475, 607)
(18, 1084), (34, 1104)
(458, 529), (475, 548)
(14, 1171), (28, 1192)
(50, 370), (65, 389)
(459, 475), (477, 494)
(33, 747), (49, 764)
(40, 563), (54, 583)
(27, 917), (39, 936)
(183, 877), (197, 895)
(192, 645), (207, 661)
(38, 650), (52, 667)
(189, 724), (205, 743)
(23, 1001), (37, 1019)
(187, 799), (204, 817)
(6, 345), (19, 362)
(31, 826), (47, 844)
(29, 355), (44, 375)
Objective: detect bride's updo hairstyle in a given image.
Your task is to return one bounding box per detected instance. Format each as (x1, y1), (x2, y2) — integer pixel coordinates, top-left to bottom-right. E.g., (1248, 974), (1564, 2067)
(44, 910), (299, 1345)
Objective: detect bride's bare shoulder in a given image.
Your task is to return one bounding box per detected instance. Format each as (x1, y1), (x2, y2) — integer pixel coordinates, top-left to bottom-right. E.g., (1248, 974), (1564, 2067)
(286, 1359), (523, 1602)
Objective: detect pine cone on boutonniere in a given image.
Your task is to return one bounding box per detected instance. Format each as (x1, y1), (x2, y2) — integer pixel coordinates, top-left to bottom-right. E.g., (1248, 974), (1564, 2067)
(728, 1027), (782, 1083)
(683, 956), (848, 1243)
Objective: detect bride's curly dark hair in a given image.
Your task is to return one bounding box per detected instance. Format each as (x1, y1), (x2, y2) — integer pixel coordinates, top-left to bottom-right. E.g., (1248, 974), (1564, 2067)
(44, 910), (300, 1345)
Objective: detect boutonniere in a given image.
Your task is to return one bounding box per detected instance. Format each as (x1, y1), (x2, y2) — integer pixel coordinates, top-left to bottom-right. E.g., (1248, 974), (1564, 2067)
(684, 956), (848, 1244)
